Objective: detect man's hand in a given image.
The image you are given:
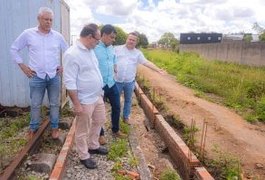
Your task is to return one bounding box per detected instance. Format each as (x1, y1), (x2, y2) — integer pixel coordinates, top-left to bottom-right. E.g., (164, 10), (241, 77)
(158, 68), (166, 75)
(73, 103), (83, 116)
(56, 66), (63, 75)
(18, 63), (35, 78)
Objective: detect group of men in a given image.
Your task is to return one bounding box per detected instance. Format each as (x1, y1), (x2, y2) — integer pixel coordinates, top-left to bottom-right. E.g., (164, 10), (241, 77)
(10, 7), (164, 169)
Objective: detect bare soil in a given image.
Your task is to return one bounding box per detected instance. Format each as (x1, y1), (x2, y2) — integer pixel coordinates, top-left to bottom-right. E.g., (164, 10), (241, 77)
(136, 65), (265, 179)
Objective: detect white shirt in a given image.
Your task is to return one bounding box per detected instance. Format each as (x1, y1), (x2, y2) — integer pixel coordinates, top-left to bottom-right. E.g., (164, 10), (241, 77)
(10, 27), (68, 79)
(63, 40), (103, 104)
(114, 45), (147, 83)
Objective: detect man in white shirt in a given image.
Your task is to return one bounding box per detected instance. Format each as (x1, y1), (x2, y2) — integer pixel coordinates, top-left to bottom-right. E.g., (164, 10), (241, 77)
(115, 32), (164, 124)
(63, 23), (108, 169)
(10, 7), (68, 139)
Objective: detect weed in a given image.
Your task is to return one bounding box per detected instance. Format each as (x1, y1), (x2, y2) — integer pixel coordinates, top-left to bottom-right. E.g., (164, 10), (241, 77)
(112, 173), (130, 180)
(142, 49), (265, 122)
(159, 168), (181, 180)
(112, 161), (123, 172)
(183, 125), (199, 149)
(205, 145), (242, 179)
(108, 139), (128, 161)
(127, 151), (139, 167)
(120, 120), (130, 134)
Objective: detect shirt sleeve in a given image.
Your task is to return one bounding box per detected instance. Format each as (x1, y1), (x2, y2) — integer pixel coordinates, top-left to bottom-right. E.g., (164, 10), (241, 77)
(111, 46), (117, 64)
(60, 35), (69, 52)
(10, 30), (28, 64)
(138, 50), (148, 64)
(63, 52), (78, 90)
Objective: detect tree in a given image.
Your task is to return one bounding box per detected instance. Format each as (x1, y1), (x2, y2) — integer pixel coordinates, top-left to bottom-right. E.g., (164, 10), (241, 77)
(243, 34), (253, 42)
(158, 32), (179, 49)
(138, 33), (149, 48)
(114, 26), (127, 45)
(252, 22), (265, 42)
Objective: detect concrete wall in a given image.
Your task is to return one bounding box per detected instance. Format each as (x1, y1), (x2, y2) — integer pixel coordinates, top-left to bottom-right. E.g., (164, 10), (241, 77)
(180, 41), (265, 67)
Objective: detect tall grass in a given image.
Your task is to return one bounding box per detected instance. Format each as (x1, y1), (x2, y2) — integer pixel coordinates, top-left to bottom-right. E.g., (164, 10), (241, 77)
(142, 49), (265, 122)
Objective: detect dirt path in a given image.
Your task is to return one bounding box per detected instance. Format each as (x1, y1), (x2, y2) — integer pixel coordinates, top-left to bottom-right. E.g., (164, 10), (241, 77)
(138, 65), (265, 179)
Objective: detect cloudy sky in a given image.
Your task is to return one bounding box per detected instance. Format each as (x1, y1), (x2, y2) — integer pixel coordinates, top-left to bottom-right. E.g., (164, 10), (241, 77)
(63, 0), (265, 43)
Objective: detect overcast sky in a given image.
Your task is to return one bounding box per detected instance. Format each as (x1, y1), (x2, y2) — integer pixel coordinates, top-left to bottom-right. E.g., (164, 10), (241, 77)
(64, 0), (265, 42)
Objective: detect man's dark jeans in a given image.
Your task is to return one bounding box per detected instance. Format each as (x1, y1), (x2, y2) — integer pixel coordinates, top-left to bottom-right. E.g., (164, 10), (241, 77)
(100, 84), (120, 135)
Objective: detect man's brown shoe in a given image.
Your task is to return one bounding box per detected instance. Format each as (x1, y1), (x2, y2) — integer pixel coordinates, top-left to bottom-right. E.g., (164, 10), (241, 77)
(99, 136), (106, 145)
(123, 118), (131, 125)
(51, 128), (59, 139)
(112, 131), (127, 138)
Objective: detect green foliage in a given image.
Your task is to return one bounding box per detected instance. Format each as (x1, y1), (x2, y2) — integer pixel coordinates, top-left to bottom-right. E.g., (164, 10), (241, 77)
(158, 32), (179, 49)
(252, 22), (265, 41)
(108, 139), (128, 161)
(206, 146), (241, 179)
(159, 168), (181, 180)
(138, 33), (149, 48)
(114, 26), (127, 45)
(128, 151), (139, 167)
(259, 32), (265, 41)
(120, 120), (130, 134)
(112, 161), (123, 172)
(256, 95), (265, 121)
(183, 125), (199, 149)
(243, 34), (253, 42)
(113, 173), (130, 180)
(142, 49), (265, 122)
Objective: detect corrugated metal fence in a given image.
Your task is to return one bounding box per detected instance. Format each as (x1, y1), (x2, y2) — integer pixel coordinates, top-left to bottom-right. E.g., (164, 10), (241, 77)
(0, 0), (69, 107)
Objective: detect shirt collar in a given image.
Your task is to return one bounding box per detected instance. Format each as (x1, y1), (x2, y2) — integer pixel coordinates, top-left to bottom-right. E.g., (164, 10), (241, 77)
(98, 41), (108, 48)
(34, 26), (54, 35)
(76, 40), (89, 50)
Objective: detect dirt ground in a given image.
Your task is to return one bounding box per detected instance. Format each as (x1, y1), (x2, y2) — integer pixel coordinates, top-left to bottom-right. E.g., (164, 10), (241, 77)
(136, 65), (265, 179)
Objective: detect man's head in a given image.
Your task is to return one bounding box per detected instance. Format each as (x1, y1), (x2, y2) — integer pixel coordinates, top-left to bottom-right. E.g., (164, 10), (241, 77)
(37, 7), (54, 33)
(80, 23), (100, 49)
(126, 32), (139, 50)
(100, 24), (117, 46)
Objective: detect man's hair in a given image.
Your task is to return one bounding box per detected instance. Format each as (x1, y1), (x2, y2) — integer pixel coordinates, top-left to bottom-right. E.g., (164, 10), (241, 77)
(38, 7), (54, 17)
(128, 31), (139, 38)
(100, 24), (117, 36)
(80, 23), (98, 38)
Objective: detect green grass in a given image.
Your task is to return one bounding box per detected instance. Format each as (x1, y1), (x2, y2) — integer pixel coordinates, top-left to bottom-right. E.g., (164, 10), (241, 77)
(0, 113), (29, 172)
(159, 168), (181, 180)
(108, 139), (128, 161)
(205, 145), (241, 179)
(142, 49), (265, 122)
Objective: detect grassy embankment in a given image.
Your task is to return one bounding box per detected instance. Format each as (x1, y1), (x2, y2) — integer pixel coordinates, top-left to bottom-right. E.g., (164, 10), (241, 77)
(142, 49), (265, 122)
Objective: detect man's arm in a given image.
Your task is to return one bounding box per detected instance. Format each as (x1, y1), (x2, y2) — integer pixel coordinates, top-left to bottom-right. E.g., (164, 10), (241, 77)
(67, 90), (83, 115)
(10, 31), (35, 77)
(143, 60), (166, 75)
(18, 63), (36, 78)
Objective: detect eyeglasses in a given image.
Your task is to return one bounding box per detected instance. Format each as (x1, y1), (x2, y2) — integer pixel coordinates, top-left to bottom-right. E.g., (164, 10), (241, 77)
(92, 35), (100, 41)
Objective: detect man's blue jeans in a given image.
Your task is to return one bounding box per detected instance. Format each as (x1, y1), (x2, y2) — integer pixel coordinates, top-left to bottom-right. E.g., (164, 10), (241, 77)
(101, 84), (120, 134)
(116, 81), (135, 119)
(29, 74), (60, 131)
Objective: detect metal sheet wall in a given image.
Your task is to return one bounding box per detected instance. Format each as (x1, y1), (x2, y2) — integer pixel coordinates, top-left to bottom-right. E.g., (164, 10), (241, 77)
(0, 0), (69, 107)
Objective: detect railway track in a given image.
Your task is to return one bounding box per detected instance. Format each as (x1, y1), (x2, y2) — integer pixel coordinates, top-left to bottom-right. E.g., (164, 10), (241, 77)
(0, 82), (214, 180)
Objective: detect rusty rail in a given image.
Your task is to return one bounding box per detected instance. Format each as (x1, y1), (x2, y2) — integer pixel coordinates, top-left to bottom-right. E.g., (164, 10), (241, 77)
(0, 119), (49, 180)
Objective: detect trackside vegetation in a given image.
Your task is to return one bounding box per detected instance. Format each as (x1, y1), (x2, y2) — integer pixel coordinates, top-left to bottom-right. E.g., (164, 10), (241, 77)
(142, 49), (265, 122)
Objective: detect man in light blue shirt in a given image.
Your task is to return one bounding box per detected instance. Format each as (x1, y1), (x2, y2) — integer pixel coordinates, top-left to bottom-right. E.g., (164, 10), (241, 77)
(10, 7), (68, 139)
(94, 25), (125, 144)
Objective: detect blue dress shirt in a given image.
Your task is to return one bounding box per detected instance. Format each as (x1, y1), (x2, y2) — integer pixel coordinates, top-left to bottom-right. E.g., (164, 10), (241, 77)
(94, 41), (117, 88)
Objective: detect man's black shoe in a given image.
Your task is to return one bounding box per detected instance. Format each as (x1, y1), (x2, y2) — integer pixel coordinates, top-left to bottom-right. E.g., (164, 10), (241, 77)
(80, 158), (97, 169)
(88, 146), (108, 155)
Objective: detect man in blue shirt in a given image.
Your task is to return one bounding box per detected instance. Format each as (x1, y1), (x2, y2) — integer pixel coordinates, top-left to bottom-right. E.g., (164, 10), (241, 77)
(94, 25), (125, 144)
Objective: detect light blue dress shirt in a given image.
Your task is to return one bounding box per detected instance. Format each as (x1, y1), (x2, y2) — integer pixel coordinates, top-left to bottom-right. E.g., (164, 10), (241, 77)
(10, 27), (68, 79)
(94, 41), (116, 88)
